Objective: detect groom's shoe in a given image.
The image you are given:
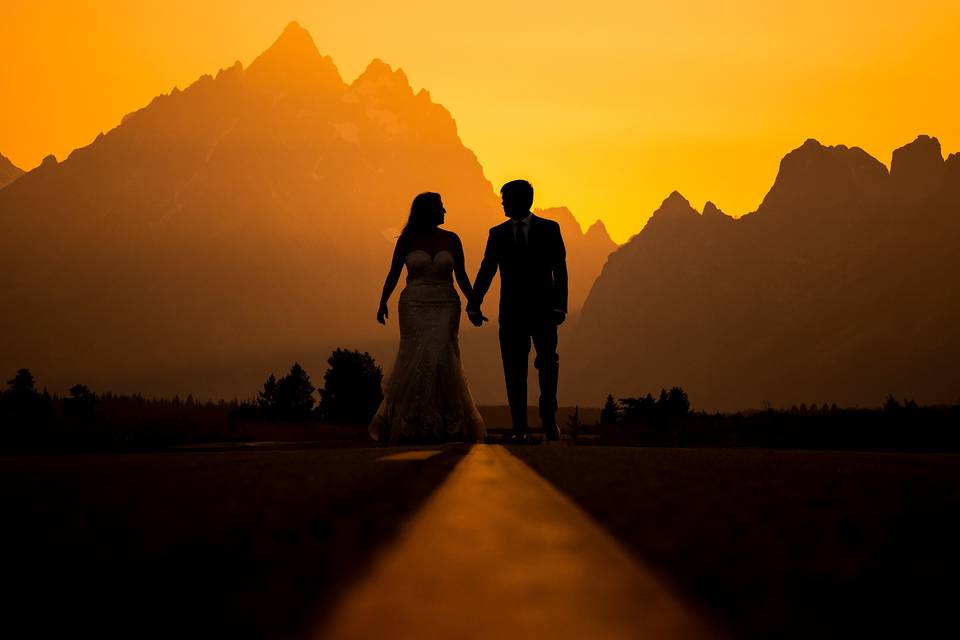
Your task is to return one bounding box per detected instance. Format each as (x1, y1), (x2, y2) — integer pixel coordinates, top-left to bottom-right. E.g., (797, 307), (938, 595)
(543, 423), (562, 442)
(509, 431), (531, 445)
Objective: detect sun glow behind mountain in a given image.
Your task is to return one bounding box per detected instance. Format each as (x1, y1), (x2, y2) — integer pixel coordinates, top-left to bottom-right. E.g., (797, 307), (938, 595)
(2, 1), (959, 241)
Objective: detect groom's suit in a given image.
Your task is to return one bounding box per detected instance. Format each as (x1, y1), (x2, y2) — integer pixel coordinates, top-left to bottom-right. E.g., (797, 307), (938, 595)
(470, 214), (568, 434)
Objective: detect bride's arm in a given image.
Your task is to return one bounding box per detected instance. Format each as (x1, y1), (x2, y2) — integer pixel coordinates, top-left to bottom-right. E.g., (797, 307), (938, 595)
(451, 234), (474, 301)
(377, 237), (406, 324)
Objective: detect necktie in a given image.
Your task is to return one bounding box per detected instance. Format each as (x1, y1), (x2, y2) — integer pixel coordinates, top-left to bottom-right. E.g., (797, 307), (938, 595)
(514, 221), (526, 248)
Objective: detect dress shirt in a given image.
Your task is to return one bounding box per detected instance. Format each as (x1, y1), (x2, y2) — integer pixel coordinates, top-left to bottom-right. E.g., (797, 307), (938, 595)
(512, 213), (532, 244)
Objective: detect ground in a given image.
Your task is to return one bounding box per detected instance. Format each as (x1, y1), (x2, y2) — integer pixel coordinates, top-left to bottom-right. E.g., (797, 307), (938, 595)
(3, 443), (958, 638)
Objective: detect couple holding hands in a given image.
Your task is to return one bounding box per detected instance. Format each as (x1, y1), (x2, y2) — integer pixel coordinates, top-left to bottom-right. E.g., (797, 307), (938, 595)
(370, 179), (567, 444)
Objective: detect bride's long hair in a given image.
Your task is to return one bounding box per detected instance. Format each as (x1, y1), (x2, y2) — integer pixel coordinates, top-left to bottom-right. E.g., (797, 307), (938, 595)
(400, 192), (443, 238)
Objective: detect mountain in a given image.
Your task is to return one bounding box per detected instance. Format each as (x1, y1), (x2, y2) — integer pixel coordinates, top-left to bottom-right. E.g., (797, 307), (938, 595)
(566, 136), (960, 411)
(535, 207), (616, 312)
(0, 22), (608, 402)
(0, 152), (24, 188)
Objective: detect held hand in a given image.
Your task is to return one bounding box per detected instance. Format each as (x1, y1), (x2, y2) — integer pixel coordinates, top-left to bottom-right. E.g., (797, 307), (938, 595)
(467, 309), (488, 327)
(376, 302), (389, 325)
(552, 310), (567, 326)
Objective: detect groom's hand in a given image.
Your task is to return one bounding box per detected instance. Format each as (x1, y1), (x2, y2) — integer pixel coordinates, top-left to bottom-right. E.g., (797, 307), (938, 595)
(467, 308), (487, 327)
(552, 309), (567, 326)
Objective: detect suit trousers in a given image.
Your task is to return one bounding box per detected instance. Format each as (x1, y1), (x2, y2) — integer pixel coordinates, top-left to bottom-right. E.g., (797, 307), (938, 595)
(498, 320), (559, 433)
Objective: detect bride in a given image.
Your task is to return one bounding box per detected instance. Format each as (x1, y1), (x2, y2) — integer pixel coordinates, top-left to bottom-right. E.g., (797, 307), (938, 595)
(369, 192), (486, 443)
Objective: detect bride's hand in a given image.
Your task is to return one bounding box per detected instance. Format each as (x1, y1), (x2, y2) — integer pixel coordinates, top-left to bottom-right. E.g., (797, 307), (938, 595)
(376, 302), (389, 325)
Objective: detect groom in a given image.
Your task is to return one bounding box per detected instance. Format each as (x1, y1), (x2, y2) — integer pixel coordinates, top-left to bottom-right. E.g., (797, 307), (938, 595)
(468, 180), (568, 443)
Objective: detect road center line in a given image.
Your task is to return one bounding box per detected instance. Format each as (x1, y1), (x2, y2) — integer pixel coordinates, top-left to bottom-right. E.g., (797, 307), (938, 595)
(316, 444), (716, 639)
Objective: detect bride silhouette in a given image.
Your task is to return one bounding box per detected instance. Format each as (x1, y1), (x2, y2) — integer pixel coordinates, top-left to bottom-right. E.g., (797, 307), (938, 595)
(369, 192), (486, 443)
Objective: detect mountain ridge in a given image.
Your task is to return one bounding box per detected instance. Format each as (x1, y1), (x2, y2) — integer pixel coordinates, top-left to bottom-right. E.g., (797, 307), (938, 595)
(567, 135), (960, 410)
(0, 22), (613, 403)
(0, 152), (24, 189)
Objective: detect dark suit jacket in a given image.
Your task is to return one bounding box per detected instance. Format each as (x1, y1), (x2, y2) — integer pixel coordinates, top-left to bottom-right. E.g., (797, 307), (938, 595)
(470, 214), (568, 325)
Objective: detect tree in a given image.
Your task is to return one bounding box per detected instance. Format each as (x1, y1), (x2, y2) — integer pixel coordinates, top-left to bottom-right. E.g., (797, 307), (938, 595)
(275, 362), (315, 420)
(565, 405), (582, 437)
(883, 393), (901, 414)
(619, 393), (656, 423)
(254, 364), (316, 421)
(600, 394), (620, 424)
(6, 368), (37, 396)
(64, 384), (97, 422)
(664, 387), (690, 416)
(1, 368), (51, 431)
(257, 374), (279, 417)
(318, 349), (383, 425)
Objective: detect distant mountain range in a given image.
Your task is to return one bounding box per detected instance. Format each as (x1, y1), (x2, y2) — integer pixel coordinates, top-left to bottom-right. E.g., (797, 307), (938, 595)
(0, 153), (23, 188)
(5, 22), (954, 410)
(0, 22), (613, 401)
(566, 135), (960, 410)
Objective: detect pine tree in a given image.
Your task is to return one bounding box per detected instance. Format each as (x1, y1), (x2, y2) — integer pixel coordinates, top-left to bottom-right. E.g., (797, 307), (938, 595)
(600, 394), (620, 424)
(665, 387), (690, 416)
(257, 374), (279, 418)
(6, 368), (36, 395)
(276, 362), (315, 420)
(64, 384), (97, 422)
(319, 349), (383, 425)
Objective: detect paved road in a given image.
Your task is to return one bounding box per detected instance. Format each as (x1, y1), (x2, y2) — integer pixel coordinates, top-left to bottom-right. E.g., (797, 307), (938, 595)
(1, 446), (467, 638)
(318, 445), (712, 639)
(511, 445), (960, 637)
(3, 444), (959, 638)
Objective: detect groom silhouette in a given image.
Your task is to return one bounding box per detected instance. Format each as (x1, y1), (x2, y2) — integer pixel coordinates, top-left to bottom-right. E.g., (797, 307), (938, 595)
(468, 180), (568, 443)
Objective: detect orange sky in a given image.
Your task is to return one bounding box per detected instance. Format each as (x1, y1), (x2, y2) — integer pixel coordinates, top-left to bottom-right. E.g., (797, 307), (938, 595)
(2, 0), (958, 241)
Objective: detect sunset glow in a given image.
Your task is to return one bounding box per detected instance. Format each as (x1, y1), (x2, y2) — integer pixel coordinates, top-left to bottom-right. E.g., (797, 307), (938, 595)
(2, 0), (958, 241)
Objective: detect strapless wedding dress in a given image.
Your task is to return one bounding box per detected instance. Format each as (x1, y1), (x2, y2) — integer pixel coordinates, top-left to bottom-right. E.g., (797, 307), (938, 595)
(369, 249), (486, 443)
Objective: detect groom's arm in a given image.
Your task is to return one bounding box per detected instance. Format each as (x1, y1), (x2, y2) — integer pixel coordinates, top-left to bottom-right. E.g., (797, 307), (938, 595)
(469, 229), (498, 312)
(552, 227), (568, 317)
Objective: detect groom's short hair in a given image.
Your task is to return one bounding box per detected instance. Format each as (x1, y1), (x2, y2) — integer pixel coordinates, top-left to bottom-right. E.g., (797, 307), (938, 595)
(501, 180), (534, 209)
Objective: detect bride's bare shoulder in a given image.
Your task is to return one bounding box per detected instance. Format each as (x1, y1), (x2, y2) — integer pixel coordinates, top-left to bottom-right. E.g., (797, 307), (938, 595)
(439, 229), (462, 245)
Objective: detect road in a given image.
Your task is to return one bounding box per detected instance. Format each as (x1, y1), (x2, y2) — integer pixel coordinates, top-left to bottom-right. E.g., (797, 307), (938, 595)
(3, 443), (959, 638)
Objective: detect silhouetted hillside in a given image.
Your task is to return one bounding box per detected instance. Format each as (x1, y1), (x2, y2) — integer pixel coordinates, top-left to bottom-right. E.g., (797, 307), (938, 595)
(0, 22), (607, 402)
(0, 152), (23, 188)
(567, 136), (960, 410)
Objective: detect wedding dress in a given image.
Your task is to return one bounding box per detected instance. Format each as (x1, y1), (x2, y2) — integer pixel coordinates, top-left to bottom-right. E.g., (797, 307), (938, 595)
(369, 249), (486, 443)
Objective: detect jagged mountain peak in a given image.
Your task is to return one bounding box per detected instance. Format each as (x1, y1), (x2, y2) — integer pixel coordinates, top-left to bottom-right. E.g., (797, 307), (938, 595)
(0, 152), (25, 189)
(245, 22), (344, 93)
(891, 134), (944, 189)
(361, 58), (407, 81)
(272, 21), (317, 53)
(946, 152), (960, 172)
(702, 200), (732, 221)
(759, 138), (888, 213)
(536, 206), (581, 233)
(656, 190), (698, 217)
(635, 191), (701, 234)
(351, 58), (414, 99)
(585, 219), (612, 240)
(781, 138), (885, 167)
(215, 60), (243, 81)
(664, 189), (689, 203)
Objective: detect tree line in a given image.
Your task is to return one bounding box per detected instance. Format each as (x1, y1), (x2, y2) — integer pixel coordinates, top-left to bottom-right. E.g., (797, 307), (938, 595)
(588, 387), (960, 452)
(229, 349), (383, 424)
(0, 348), (385, 452)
